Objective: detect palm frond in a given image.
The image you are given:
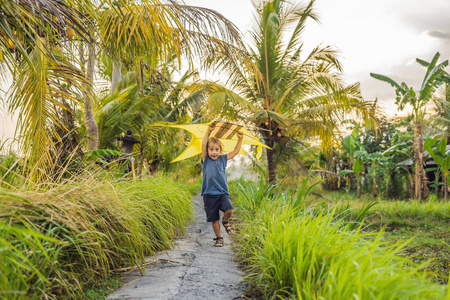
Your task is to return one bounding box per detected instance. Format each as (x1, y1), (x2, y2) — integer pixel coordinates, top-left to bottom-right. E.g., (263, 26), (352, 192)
(281, 0), (317, 62)
(203, 82), (258, 120)
(254, 109), (289, 128)
(8, 43), (89, 180)
(420, 59), (448, 100)
(98, 2), (242, 64)
(370, 73), (402, 90)
(0, 0), (93, 73)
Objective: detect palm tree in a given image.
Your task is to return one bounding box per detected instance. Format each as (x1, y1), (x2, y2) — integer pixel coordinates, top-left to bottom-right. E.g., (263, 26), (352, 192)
(1, 0), (93, 180)
(200, 0), (374, 183)
(83, 0), (246, 150)
(0, 0), (91, 72)
(2, 0), (247, 180)
(371, 52), (450, 200)
(95, 55), (208, 174)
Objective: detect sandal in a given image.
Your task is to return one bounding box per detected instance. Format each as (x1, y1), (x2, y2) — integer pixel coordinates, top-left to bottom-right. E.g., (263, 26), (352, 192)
(213, 237), (224, 247)
(222, 220), (235, 235)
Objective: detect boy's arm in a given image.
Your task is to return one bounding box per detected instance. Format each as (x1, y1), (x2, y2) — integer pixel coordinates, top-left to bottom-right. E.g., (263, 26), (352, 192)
(227, 131), (244, 160)
(202, 123), (215, 162)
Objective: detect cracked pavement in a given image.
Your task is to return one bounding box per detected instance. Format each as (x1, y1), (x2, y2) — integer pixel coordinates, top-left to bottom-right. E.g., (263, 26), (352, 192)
(107, 194), (246, 300)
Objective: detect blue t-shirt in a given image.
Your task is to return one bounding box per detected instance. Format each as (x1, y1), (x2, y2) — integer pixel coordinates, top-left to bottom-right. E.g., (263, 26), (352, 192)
(201, 154), (229, 196)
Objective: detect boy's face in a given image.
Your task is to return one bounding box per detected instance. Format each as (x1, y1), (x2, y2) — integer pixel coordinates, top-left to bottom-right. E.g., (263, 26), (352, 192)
(208, 143), (221, 160)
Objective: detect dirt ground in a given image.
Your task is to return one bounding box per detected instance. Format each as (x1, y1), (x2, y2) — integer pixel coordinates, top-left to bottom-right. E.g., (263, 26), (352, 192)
(107, 194), (246, 300)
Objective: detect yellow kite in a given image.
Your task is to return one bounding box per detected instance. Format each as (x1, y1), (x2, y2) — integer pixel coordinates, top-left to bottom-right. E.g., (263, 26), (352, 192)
(166, 121), (270, 162)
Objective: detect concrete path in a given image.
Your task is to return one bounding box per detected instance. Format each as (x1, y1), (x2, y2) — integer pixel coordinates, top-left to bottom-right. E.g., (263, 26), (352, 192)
(107, 194), (246, 300)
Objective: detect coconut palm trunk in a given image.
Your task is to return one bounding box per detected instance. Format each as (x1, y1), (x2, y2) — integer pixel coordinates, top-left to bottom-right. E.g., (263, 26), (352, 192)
(82, 35), (99, 151)
(266, 148), (277, 184)
(263, 134), (276, 184)
(111, 59), (121, 92)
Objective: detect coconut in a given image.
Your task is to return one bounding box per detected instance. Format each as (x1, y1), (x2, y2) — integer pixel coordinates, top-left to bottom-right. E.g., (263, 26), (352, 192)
(67, 28), (75, 39)
(7, 38), (15, 49)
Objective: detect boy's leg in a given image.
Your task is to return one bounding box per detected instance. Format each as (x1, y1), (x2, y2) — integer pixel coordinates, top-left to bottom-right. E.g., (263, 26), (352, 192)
(222, 209), (235, 234)
(212, 220), (222, 238)
(203, 194), (224, 246)
(219, 194), (235, 234)
(223, 209), (233, 223)
(212, 220), (224, 247)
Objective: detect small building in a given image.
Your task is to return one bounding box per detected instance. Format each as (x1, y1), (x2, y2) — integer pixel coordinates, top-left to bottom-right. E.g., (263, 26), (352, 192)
(399, 145), (450, 184)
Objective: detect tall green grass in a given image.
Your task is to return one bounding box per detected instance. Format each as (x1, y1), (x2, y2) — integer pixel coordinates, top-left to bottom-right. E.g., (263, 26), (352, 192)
(230, 180), (447, 299)
(0, 218), (64, 299)
(0, 175), (192, 299)
(369, 199), (450, 222)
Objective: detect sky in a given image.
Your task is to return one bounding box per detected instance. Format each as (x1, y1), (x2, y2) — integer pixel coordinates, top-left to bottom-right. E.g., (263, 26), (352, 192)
(184, 0), (450, 116)
(1, 0), (450, 146)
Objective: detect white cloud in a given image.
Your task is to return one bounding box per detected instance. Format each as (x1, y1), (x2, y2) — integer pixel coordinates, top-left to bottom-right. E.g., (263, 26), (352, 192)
(184, 0), (450, 118)
(300, 0), (450, 116)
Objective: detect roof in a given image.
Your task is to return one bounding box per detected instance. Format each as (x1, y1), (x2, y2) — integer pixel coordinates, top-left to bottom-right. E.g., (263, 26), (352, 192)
(399, 144), (450, 166)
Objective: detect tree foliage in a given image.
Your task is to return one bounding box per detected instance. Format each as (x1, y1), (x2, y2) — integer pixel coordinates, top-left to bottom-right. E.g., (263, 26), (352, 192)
(200, 0), (375, 183)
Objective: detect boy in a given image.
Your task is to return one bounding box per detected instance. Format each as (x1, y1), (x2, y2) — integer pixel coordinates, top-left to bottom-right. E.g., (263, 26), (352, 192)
(201, 123), (243, 247)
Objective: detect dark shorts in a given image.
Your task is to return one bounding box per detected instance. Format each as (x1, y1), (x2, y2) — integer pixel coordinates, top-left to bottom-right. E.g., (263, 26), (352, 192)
(203, 194), (234, 222)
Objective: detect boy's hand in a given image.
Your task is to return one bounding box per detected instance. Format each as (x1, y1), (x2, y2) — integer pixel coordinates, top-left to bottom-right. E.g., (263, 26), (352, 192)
(207, 123), (216, 133)
(237, 131), (243, 140)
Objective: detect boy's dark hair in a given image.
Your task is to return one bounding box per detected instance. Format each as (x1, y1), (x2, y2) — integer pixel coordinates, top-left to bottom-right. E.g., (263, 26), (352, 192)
(207, 137), (223, 151)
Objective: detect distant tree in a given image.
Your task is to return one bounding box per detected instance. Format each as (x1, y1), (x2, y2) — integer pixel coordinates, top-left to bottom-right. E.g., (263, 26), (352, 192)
(431, 83), (450, 138)
(371, 52), (450, 200)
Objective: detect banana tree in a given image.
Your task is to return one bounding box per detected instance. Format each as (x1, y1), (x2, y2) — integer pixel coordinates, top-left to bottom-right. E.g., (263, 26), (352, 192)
(431, 83), (450, 138)
(340, 126), (362, 192)
(338, 156), (365, 198)
(380, 147), (411, 198)
(371, 52), (450, 200)
(339, 126), (367, 198)
(424, 137), (450, 200)
(366, 152), (381, 197)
